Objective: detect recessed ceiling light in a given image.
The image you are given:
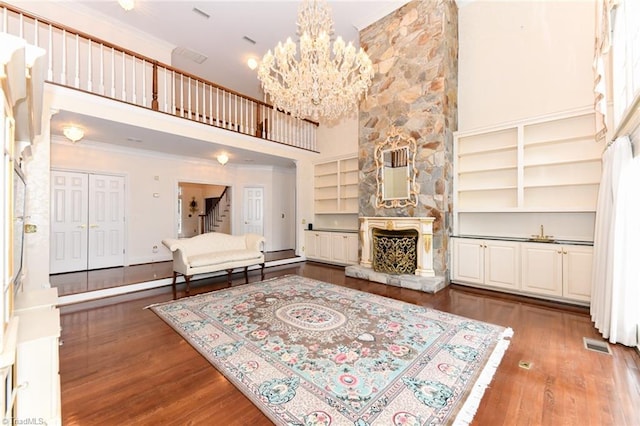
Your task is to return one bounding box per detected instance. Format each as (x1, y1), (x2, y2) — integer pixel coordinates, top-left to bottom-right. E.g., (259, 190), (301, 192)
(247, 58), (258, 70)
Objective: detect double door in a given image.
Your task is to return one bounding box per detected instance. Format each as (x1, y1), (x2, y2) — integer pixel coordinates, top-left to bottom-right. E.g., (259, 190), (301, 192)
(50, 171), (125, 274)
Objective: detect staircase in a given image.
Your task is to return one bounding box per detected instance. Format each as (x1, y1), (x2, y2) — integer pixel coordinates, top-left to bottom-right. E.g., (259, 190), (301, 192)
(201, 187), (230, 234)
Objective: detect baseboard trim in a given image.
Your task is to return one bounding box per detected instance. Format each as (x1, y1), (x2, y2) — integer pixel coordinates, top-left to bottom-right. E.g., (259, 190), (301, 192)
(57, 256), (305, 305)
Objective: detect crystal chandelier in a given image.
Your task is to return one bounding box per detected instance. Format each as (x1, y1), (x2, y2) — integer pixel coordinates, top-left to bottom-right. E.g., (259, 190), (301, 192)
(257, 0), (374, 122)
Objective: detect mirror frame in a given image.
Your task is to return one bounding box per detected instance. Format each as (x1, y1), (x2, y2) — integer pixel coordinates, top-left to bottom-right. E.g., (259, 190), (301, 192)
(374, 127), (418, 208)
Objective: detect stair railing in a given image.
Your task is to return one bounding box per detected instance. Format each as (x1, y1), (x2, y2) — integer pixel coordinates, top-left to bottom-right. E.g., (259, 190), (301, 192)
(0, 3), (318, 151)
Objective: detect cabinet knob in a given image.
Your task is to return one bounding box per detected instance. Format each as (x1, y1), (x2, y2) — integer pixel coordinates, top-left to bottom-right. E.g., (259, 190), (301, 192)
(562, 250), (568, 254)
(557, 250), (562, 254)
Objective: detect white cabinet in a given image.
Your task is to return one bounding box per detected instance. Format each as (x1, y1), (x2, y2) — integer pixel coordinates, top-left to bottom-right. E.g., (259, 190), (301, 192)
(15, 307), (61, 424)
(452, 238), (592, 304)
(305, 231), (358, 265)
(452, 238), (520, 291)
(521, 243), (593, 302)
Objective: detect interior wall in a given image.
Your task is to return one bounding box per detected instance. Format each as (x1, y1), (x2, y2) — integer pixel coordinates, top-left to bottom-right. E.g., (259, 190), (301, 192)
(458, 0), (595, 131)
(50, 141), (294, 264)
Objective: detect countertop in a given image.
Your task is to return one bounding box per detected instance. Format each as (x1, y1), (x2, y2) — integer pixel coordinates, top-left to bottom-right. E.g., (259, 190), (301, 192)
(451, 234), (593, 246)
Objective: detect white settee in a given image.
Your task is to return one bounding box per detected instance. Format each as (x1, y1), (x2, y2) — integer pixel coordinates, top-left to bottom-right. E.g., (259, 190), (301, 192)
(162, 232), (265, 297)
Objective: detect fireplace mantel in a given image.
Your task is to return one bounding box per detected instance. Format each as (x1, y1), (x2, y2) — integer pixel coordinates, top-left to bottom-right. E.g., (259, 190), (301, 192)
(359, 216), (435, 278)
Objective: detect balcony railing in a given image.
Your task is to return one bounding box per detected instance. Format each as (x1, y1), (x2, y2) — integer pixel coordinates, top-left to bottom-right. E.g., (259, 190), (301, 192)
(0, 3), (318, 151)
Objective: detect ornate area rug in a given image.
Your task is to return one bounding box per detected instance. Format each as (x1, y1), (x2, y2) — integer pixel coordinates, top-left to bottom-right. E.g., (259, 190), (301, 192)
(149, 275), (513, 425)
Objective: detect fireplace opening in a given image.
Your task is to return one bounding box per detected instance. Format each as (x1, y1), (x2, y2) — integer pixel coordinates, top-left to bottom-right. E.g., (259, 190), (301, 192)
(372, 228), (418, 275)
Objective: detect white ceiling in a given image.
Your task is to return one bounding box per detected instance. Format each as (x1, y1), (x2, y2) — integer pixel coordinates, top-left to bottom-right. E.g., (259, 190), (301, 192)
(49, 1), (411, 166)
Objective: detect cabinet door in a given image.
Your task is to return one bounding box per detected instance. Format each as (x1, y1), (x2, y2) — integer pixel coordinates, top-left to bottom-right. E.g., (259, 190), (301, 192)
(452, 238), (484, 284)
(331, 233), (347, 263)
(317, 233), (332, 261)
(304, 232), (318, 259)
(345, 234), (359, 265)
(562, 245), (593, 302)
(521, 243), (563, 297)
(484, 241), (520, 290)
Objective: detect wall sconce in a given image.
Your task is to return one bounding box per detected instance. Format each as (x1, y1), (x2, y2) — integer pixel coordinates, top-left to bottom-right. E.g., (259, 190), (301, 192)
(63, 125), (84, 143)
(118, 0), (135, 11)
(189, 197), (198, 214)
(217, 153), (229, 166)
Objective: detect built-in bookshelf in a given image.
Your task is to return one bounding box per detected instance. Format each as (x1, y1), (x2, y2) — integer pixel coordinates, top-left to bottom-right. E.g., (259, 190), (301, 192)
(454, 109), (601, 215)
(314, 155), (358, 214)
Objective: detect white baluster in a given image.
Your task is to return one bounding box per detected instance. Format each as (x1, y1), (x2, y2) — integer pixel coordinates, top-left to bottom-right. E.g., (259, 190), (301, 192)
(74, 34), (79, 88)
(234, 94), (238, 131)
(216, 88), (220, 126)
(222, 90), (226, 128)
(121, 51), (126, 101)
(111, 48), (116, 98)
(99, 44), (104, 95)
(195, 80), (199, 121)
(132, 56), (137, 104)
(87, 39), (92, 92)
(180, 74), (184, 117)
(19, 12), (23, 38)
(187, 77), (192, 119)
(209, 85), (213, 125)
(34, 18), (39, 46)
(250, 101), (254, 136)
(2, 7), (7, 33)
(142, 59), (146, 107)
(171, 71), (176, 115)
(47, 25), (53, 81)
(61, 29), (66, 85)
(239, 97), (244, 133)
(163, 68), (168, 113)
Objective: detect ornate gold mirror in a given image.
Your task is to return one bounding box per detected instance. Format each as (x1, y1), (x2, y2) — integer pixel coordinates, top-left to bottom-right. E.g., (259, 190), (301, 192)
(375, 127), (418, 208)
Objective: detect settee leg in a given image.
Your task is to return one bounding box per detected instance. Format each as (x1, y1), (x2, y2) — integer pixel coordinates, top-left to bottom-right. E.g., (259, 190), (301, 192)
(226, 269), (233, 285)
(244, 266), (249, 284)
(261, 263), (265, 281)
(184, 275), (192, 295)
(172, 271), (178, 299)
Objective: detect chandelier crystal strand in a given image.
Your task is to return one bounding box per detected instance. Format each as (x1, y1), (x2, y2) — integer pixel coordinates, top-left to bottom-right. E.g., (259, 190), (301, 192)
(258, 0), (373, 122)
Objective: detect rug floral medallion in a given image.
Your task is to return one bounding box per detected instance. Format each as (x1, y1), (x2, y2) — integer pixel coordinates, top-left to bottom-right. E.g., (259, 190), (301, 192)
(150, 275), (513, 425)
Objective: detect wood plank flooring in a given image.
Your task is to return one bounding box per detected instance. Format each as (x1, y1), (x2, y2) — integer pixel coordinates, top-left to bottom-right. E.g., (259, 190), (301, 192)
(59, 262), (640, 425)
(51, 250), (298, 296)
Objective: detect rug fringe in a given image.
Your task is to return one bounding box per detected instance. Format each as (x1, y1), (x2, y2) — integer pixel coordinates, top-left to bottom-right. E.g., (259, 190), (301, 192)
(452, 327), (514, 426)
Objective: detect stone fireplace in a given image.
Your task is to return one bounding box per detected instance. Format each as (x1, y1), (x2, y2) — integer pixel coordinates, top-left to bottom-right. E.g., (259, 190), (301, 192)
(345, 217), (445, 293)
(350, 0), (457, 291)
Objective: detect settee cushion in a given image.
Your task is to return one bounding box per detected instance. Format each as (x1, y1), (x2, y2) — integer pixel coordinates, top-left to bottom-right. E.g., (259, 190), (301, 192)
(189, 249), (263, 267)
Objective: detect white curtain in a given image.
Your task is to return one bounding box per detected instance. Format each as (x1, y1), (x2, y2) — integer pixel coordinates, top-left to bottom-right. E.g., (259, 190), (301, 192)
(591, 135), (638, 346)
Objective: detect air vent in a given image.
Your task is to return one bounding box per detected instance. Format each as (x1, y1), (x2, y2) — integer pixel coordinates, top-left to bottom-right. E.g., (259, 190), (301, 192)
(243, 36), (257, 45)
(173, 46), (208, 65)
(583, 337), (612, 355)
(192, 7), (210, 19)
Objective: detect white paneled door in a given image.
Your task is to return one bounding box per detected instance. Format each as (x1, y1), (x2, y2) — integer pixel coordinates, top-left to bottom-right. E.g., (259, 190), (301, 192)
(243, 187), (264, 236)
(50, 171), (125, 274)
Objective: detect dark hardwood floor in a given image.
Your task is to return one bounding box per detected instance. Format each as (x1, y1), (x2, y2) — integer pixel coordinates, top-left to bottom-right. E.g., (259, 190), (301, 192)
(59, 262), (640, 425)
(51, 250), (298, 296)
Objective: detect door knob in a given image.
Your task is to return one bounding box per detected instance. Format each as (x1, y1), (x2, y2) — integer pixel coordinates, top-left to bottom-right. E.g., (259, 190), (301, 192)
(89, 224), (99, 228)
(77, 224), (87, 229)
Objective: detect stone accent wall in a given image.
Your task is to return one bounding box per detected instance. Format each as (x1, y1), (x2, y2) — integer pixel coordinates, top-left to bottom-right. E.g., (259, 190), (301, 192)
(359, 0), (458, 277)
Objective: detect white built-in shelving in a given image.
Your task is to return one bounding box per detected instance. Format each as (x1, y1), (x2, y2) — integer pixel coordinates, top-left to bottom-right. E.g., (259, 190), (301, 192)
(454, 109), (602, 216)
(314, 155), (359, 214)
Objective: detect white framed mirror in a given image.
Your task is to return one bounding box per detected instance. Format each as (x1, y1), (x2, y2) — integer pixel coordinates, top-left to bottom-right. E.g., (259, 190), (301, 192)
(374, 127), (418, 208)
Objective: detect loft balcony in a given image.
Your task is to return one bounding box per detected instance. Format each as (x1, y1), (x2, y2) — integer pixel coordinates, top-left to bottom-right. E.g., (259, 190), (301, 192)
(0, 3), (319, 152)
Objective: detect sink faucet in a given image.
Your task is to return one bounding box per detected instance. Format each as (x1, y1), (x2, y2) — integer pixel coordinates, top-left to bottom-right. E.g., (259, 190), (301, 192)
(531, 225), (553, 241)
